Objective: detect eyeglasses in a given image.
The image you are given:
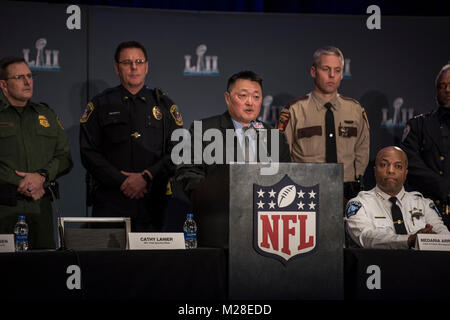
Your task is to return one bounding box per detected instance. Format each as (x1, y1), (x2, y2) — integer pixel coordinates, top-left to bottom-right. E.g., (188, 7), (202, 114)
(437, 82), (450, 90)
(118, 59), (146, 67)
(5, 73), (34, 81)
(228, 92), (261, 102)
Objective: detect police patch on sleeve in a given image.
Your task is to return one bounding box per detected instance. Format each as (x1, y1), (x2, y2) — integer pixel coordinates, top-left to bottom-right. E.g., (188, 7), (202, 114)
(362, 109), (370, 130)
(401, 124), (410, 142)
(80, 102), (94, 123)
(346, 201), (362, 218)
(170, 104), (183, 126)
(430, 202), (442, 217)
(277, 109), (291, 132)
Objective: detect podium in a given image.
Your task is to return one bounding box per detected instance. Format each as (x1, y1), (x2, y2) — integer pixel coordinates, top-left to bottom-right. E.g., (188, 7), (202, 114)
(192, 163), (344, 300)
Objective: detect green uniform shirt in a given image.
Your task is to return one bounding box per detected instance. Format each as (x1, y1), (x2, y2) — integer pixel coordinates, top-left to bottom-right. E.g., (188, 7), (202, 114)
(0, 90), (73, 248)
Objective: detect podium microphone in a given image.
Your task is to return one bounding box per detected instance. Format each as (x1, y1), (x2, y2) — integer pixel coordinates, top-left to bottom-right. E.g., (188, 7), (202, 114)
(250, 120), (272, 163)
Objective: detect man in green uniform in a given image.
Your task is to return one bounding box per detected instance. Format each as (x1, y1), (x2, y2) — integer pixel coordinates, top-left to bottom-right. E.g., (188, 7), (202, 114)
(0, 56), (73, 249)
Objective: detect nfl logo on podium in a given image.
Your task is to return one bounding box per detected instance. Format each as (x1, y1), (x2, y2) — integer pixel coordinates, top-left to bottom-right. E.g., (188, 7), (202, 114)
(253, 175), (319, 265)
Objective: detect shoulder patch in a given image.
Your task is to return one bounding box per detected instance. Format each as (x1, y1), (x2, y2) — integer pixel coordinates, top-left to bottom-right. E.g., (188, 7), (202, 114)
(56, 116), (64, 130)
(401, 124), (411, 142)
(346, 200), (362, 218)
(277, 110), (291, 132)
(170, 104), (183, 126)
(361, 109), (370, 130)
(80, 102), (94, 123)
(430, 202), (442, 217)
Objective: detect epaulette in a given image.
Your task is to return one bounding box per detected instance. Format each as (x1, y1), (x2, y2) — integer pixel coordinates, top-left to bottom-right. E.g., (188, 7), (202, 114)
(411, 191), (424, 198)
(284, 95), (308, 109)
(340, 95), (361, 105)
(412, 113), (425, 119)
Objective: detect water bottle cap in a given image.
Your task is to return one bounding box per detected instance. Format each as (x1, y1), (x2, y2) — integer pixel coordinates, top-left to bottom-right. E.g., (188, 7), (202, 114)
(18, 215), (25, 220)
(187, 213), (193, 218)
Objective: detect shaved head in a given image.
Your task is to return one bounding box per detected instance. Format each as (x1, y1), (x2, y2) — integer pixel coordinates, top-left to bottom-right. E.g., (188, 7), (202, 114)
(375, 146), (408, 168)
(374, 146), (409, 196)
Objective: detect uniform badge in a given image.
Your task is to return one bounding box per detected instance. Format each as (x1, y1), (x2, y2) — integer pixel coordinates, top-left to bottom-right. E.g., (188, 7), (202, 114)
(346, 201), (362, 218)
(80, 102), (94, 123)
(409, 207), (423, 225)
(254, 175), (318, 265)
(277, 111), (291, 132)
(152, 106), (163, 120)
(170, 104), (183, 126)
(38, 115), (50, 128)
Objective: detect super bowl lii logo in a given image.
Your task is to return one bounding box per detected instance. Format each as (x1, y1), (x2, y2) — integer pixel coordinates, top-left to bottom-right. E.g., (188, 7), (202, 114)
(381, 97), (414, 129)
(184, 44), (219, 76)
(343, 58), (352, 79)
(23, 38), (60, 71)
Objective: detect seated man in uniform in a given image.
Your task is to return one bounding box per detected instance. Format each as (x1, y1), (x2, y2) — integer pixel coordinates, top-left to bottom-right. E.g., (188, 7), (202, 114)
(345, 146), (449, 249)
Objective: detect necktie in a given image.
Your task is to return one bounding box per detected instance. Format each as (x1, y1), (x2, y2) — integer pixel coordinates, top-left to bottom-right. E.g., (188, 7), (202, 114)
(324, 102), (337, 163)
(243, 126), (252, 163)
(389, 197), (407, 234)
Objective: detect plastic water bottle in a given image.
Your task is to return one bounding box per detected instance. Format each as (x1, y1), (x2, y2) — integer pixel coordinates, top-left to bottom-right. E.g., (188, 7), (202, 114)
(14, 215), (29, 251)
(183, 213), (197, 249)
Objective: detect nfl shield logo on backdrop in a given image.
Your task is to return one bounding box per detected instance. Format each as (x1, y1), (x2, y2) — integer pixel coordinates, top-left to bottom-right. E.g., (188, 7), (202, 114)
(253, 175), (319, 265)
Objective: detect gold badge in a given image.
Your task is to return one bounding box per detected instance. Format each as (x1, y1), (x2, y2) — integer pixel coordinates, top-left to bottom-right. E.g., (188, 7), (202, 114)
(152, 106), (163, 120)
(170, 104), (183, 126)
(80, 102), (94, 123)
(131, 132), (141, 139)
(39, 115), (50, 128)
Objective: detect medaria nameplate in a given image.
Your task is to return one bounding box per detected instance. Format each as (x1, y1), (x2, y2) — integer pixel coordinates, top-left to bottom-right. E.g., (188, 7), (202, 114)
(128, 232), (185, 250)
(415, 234), (450, 251)
(0, 234), (15, 253)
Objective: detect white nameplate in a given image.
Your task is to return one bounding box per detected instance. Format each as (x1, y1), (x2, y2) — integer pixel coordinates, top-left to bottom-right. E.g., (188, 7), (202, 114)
(0, 234), (15, 253)
(128, 232), (185, 250)
(415, 234), (450, 251)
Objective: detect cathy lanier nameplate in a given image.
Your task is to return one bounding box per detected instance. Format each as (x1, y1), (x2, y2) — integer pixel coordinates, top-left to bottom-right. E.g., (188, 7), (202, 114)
(0, 234), (15, 253)
(128, 232), (185, 250)
(415, 234), (450, 251)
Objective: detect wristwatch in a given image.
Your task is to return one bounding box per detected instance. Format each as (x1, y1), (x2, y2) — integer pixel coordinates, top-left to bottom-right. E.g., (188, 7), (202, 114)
(35, 169), (49, 181)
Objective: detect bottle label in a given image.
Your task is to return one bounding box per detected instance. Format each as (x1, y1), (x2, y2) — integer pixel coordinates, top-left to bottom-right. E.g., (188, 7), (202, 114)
(15, 234), (28, 242)
(184, 232), (196, 240)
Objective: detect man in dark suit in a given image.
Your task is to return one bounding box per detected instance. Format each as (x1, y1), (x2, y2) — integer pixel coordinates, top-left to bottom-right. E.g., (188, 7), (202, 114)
(176, 70), (291, 199)
(401, 64), (450, 228)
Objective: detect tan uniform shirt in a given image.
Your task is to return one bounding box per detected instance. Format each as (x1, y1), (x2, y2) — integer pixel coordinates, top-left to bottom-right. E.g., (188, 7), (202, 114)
(278, 91), (370, 182)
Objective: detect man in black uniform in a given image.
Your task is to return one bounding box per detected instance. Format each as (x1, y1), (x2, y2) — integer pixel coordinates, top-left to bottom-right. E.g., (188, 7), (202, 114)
(401, 64), (450, 228)
(79, 41), (183, 231)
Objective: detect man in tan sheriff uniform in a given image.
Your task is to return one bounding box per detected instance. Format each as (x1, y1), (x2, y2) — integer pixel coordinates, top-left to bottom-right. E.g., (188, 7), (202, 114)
(345, 146), (449, 249)
(278, 46), (370, 200)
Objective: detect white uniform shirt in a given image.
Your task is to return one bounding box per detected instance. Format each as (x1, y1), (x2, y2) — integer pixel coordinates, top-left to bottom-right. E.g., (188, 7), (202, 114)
(345, 186), (449, 249)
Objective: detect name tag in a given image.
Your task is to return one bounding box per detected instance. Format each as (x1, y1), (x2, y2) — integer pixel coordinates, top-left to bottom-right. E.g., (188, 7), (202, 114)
(0, 234), (15, 253)
(415, 234), (450, 251)
(128, 232), (185, 250)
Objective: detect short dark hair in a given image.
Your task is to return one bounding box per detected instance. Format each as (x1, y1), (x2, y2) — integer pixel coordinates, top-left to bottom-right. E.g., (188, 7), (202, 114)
(0, 56), (27, 80)
(114, 41), (148, 63)
(226, 70), (263, 92)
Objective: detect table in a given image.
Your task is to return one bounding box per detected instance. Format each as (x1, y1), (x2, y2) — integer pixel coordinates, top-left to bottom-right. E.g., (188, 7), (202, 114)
(0, 248), (227, 300)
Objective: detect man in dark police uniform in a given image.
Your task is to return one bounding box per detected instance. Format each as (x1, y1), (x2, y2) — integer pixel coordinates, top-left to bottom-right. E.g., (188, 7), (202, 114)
(401, 64), (450, 228)
(0, 56), (73, 249)
(79, 41), (183, 231)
